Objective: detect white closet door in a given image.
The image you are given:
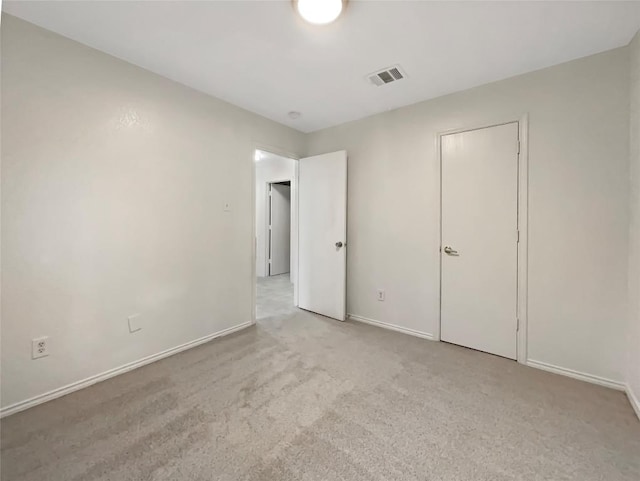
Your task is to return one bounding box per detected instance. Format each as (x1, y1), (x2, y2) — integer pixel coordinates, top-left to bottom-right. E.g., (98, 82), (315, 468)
(441, 123), (519, 359)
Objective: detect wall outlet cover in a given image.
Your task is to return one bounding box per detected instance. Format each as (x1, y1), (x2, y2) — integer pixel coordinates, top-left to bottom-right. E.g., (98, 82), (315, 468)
(128, 314), (142, 333)
(32, 336), (49, 359)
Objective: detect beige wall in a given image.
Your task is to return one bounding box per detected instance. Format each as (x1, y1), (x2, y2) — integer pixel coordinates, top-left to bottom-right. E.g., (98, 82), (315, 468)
(628, 30), (640, 412)
(306, 48), (630, 384)
(0, 15), (305, 410)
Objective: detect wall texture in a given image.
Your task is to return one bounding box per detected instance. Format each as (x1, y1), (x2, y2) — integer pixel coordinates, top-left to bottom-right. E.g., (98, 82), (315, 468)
(306, 48), (630, 384)
(1, 15), (305, 410)
(628, 29), (640, 414)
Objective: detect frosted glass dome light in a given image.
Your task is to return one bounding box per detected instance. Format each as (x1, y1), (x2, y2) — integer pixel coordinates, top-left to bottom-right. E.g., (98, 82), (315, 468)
(295, 0), (345, 25)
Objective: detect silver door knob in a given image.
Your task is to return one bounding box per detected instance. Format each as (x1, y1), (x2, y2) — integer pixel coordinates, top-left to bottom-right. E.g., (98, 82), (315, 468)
(443, 246), (459, 256)
(335, 241), (344, 248)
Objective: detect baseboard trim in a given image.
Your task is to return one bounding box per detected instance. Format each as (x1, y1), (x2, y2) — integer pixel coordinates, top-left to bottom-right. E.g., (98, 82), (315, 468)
(348, 314), (434, 340)
(626, 384), (640, 420)
(526, 359), (625, 391)
(0, 321), (253, 418)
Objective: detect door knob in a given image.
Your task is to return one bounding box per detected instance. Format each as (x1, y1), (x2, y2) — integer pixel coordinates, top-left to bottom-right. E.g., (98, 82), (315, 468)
(443, 246), (459, 256)
(335, 241), (344, 248)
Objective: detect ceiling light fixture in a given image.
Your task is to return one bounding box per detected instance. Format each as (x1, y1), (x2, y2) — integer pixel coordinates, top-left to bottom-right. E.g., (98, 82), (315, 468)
(294, 0), (346, 25)
(288, 111), (301, 119)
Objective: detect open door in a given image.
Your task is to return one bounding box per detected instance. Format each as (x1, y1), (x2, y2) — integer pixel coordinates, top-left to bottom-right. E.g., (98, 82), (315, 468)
(268, 183), (291, 276)
(298, 151), (347, 321)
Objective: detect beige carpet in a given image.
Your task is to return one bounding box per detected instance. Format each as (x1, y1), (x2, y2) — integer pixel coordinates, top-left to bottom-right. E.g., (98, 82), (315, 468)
(1, 309), (639, 480)
(256, 273), (294, 320)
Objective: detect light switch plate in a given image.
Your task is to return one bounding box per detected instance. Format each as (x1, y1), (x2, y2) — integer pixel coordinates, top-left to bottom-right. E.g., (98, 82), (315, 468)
(128, 314), (142, 333)
(223, 201), (232, 212)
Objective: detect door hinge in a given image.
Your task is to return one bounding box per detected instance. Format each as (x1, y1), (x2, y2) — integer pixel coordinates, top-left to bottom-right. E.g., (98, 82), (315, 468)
(517, 230), (520, 243)
(517, 140), (521, 154)
(516, 317), (520, 331)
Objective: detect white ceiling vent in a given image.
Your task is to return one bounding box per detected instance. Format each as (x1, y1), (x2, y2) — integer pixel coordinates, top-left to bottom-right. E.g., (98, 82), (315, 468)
(367, 65), (407, 86)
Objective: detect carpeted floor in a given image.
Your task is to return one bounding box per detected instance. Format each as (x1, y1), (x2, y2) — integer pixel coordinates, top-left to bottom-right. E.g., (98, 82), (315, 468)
(1, 307), (639, 480)
(256, 274), (294, 320)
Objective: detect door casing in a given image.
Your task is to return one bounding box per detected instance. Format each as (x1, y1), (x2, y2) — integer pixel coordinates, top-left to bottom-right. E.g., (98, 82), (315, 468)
(435, 115), (529, 365)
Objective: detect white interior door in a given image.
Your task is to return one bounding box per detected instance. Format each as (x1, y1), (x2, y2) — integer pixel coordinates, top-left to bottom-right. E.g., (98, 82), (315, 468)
(269, 183), (291, 276)
(298, 151), (347, 321)
(441, 122), (519, 359)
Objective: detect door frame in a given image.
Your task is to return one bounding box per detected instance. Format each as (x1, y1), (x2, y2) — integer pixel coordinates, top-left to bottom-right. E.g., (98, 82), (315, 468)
(265, 179), (293, 277)
(434, 115), (529, 365)
(251, 146), (300, 325)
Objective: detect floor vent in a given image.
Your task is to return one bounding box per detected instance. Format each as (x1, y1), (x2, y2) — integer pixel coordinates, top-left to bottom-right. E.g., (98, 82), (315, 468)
(368, 65), (407, 86)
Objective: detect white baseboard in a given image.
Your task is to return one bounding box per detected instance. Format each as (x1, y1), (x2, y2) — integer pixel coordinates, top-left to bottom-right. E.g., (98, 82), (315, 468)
(526, 359), (626, 391)
(626, 383), (640, 420)
(348, 314), (434, 340)
(0, 321), (253, 418)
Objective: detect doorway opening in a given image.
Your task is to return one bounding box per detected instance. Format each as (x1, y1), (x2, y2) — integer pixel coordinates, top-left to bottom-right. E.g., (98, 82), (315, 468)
(254, 150), (297, 320)
(252, 148), (348, 323)
(267, 181), (291, 277)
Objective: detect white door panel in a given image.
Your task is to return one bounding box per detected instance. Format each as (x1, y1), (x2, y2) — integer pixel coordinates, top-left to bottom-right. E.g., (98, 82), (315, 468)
(441, 123), (519, 359)
(269, 183), (291, 276)
(298, 151), (347, 321)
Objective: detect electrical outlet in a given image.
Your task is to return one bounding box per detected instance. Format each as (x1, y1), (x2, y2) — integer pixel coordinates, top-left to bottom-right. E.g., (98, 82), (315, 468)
(128, 314), (142, 333)
(377, 289), (385, 301)
(32, 336), (49, 359)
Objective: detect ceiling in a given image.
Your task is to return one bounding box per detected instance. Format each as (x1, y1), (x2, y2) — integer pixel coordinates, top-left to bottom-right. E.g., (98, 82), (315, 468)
(4, 1), (640, 133)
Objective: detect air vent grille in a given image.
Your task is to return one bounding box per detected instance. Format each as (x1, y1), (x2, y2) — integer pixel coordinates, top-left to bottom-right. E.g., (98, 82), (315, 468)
(368, 65), (407, 87)
(378, 71), (394, 84)
(389, 68), (403, 80)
